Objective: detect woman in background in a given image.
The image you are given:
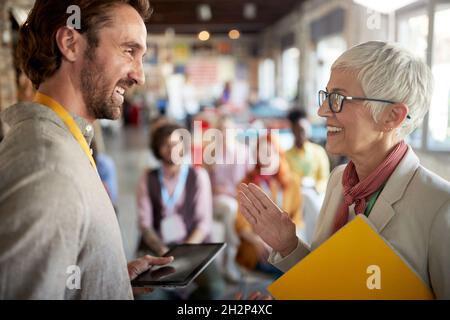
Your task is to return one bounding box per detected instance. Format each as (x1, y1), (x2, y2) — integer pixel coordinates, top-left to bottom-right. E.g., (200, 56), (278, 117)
(235, 134), (302, 278)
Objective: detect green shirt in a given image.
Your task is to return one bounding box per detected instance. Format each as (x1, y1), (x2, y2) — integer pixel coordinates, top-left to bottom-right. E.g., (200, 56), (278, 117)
(363, 185), (385, 217)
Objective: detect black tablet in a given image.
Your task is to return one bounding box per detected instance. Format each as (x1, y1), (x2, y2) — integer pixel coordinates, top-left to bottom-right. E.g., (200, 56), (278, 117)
(131, 243), (226, 288)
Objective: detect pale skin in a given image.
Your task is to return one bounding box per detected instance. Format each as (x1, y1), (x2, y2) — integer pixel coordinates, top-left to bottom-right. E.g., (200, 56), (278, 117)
(237, 67), (409, 258)
(36, 4), (173, 294)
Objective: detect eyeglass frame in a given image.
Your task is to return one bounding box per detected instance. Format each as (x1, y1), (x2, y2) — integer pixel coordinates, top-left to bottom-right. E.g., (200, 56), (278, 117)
(318, 90), (411, 120)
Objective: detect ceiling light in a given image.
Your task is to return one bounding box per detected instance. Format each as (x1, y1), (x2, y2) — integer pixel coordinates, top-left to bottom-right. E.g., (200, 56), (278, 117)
(228, 29), (240, 40)
(197, 4), (212, 21)
(198, 30), (210, 41)
(244, 3), (257, 20)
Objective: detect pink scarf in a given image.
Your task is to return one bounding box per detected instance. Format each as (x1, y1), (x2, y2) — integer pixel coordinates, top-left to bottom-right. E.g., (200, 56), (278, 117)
(332, 141), (408, 233)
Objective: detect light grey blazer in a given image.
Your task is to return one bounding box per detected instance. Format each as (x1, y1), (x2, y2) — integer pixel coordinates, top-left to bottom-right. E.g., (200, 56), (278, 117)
(269, 146), (450, 299)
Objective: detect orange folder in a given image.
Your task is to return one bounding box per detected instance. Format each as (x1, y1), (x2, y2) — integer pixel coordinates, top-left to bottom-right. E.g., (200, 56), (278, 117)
(267, 215), (434, 300)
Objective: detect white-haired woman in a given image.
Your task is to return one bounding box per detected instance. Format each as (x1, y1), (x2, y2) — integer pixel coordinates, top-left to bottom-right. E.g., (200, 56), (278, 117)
(237, 41), (450, 299)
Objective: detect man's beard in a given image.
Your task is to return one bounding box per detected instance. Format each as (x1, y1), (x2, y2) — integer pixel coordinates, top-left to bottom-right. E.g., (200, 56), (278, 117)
(80, 49), (133, 120)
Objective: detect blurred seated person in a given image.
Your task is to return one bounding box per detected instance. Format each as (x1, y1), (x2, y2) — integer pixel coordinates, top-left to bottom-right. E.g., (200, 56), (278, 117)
(220, 81), (232, 105)
(286, 109), (330, 194)
(235, 134), (302, 278)
(136, 123), (225, 300)
(206, 115), (254, 282)
(286, 109), (330, 244)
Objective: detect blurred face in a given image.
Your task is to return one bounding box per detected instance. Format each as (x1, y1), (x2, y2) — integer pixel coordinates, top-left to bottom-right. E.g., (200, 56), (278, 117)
(291, 121), (307, 149)
(256, 139), (280, 176)
(80, 5), (147, 120)
(318, 69), (383, 157)
(159, 132), (183, 165)
(217, 118), (234, 144)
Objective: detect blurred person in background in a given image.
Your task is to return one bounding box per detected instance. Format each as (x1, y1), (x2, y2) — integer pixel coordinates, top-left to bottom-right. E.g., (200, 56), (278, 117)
(286, 109), (330, 244)
(91, 139), (119, 212)
(206, 115), (254, 282)
(220, 81), (232, 105)
(136, 123), (225, 299)
(286, 109), (329, 193)
(182, 73), (200, 132)
(235, 134), (302, 278)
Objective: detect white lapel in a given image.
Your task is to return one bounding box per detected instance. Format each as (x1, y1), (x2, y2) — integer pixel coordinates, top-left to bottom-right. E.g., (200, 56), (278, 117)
(367, 146), (420, 232)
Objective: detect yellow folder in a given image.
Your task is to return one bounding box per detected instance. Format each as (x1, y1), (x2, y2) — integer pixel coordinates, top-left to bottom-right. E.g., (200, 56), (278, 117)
(267, 215), (434, 300)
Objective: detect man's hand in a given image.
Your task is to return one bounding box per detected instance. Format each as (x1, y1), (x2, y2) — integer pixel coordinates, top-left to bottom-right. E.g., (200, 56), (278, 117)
(237, 183), (298, 257)
(128, 255), (174, 295)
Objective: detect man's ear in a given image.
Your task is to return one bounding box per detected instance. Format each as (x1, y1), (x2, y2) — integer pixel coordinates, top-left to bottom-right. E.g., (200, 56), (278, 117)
(55, 26), (85, 62)
(379, 103), (409, 132)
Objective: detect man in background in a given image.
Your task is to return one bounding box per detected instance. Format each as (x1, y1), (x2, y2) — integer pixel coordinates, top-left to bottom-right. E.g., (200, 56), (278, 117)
(286, 109), (330, 244)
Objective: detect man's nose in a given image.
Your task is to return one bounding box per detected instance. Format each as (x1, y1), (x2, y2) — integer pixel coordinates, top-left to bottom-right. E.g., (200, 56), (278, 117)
(129, 60), (145, 86)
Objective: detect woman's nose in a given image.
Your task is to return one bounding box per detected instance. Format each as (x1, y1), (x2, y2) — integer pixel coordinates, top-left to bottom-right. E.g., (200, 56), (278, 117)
(318, 100), (332, 118)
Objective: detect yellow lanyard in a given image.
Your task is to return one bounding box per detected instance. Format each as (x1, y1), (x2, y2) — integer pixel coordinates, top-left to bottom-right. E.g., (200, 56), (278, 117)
(33, 92), (97, 171)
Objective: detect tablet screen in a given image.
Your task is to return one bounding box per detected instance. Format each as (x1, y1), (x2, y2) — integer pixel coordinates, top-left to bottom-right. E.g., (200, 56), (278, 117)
(131, 243), (225, 287)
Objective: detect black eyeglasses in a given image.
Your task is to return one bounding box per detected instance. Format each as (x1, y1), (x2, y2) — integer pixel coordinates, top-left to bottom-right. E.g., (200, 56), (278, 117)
(318, 90), (411, 119)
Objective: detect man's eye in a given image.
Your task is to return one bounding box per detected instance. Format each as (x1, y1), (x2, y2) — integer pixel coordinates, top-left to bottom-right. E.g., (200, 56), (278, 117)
(125, 49), (134, 55)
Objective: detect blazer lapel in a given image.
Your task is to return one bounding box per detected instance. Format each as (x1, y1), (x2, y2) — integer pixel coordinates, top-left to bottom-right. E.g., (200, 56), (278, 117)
(368, 146), (420, 233)
(312, 178), (344, 248)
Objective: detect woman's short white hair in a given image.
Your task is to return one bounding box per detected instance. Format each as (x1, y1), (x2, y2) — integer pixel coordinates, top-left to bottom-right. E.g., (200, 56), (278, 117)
(331, 41), (434, 140)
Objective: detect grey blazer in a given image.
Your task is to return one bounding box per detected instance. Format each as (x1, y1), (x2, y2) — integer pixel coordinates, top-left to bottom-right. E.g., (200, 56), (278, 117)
(269, 147), (450, 299)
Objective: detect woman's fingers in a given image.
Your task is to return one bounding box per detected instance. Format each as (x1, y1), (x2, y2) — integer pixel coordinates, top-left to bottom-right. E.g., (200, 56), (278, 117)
(132, 287), (154, 295)
(248, 291), (264, 300)
(239, 200), (257, 225)
(237, 192), (258, 223)
(239, 183), (266, 212)
(248, 183), (278, 210)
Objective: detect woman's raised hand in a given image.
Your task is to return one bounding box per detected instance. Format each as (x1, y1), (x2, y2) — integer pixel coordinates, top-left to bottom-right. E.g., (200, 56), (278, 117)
(237, 183), (298, 257)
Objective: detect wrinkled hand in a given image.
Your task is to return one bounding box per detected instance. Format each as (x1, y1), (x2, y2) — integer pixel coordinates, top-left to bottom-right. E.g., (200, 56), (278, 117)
(128, 255), (174, 295)
(237, 183), (298, 257)
(254, 237), (271, 262)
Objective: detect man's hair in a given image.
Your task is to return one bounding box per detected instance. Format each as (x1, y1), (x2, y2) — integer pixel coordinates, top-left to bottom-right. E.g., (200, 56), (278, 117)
(151, 123), (184, 161)
(17, 0), (153, 89)
(332, 41), (433, 140)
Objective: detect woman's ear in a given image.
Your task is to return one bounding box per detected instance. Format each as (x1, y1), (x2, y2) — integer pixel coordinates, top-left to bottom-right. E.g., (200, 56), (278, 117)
(379, 103), (409, 132)
(55, 26), (85, 62)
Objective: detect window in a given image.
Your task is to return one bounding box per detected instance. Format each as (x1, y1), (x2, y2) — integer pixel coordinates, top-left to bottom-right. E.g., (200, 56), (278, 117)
(314, 35), (347, 116)
(428, 3), (450, 150)
(397, 6), (428, 148)
(258, 58), (275, 101)
(281, 47), (300, 101)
